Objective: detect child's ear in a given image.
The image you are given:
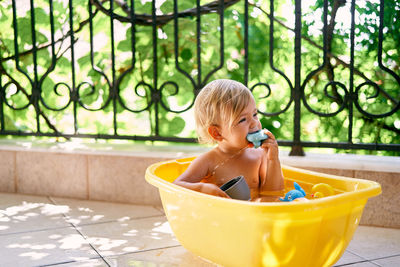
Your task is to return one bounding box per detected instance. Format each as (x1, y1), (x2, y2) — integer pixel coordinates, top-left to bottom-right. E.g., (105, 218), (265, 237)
(208, 125), (223, 141)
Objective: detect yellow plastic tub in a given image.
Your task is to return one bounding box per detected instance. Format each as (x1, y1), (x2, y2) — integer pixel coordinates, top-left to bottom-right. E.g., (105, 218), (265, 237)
(145, 157), (381, 267)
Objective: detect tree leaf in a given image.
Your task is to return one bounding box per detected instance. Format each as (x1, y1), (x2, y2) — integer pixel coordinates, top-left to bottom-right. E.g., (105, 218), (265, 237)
(180, 48), (192, 61)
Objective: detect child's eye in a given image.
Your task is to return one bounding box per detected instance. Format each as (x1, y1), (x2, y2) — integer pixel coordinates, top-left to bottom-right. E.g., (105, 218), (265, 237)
(238, 118), (246, 124)
(253, 113), (258, 117)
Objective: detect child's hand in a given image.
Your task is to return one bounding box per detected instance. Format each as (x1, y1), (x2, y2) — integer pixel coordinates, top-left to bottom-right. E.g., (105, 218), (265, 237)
(200, 183), (231, 198)
(260, 129), (280, 160)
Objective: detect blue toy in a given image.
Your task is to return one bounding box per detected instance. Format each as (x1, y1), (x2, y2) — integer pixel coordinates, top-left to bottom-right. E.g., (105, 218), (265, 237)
(280, 182), (306, 202)
(246, 130), (268, 148)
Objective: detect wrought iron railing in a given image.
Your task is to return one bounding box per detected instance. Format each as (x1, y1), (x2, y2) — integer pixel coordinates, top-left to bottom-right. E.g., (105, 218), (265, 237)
(0, 0), (399, 155)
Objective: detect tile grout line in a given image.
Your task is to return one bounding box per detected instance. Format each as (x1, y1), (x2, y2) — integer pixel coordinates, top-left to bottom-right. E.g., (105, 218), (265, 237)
(344, 249), (400, 266)
(33, 256), (107, 267)
(0, 196), (76, 237)
(0, 225), (78, 237)
(124, 244), (182, 255)
(370, 260), (383, 267)
(72, 226), (111, 267)
(345, 250), (370, 262)
(46, 197), (170, 266)
(334, 260), (373, 267)
(48, 198), (166, 227)
(369, 254), (400, 263)
(334, 254), (387, 267)
(48, 196), (167, 227)
(53, 213), (166, 229)
(47, 195), (111, 267)
(103, 244), (183, 260)
(66, 213), (171, 267)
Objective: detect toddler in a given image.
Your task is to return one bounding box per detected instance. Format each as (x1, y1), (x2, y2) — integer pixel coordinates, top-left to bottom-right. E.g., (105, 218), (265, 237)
(173, 79), (284, 201)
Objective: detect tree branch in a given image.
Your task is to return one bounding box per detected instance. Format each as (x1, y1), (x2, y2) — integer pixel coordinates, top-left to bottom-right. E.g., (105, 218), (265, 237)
(0, 8), (98, 64)
(250, 2), (398, 105)
(90, 0), (240, 27)
(325, 0), (347, 103)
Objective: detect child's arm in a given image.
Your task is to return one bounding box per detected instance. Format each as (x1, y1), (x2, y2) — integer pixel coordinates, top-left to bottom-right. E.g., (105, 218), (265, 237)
(259, 130), (284, 192)
(173, 153), (230, 198)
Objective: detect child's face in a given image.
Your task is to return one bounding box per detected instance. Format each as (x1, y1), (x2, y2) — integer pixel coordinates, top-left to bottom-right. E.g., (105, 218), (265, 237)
(221, 97), (262, 148)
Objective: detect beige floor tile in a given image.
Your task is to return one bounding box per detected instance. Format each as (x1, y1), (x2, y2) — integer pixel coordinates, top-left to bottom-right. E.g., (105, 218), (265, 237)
(0, 192), (51, 206)
(0, 227), (99, 266)
(335, 262), (377, 267)
(78, 216), (180, 257)
(372, 255), (400, 267)
(334, 251), (366, 266)
(0, 193), (70, 234)
(51, 197), (163, 226)
(105, 246), (217, 267)
(346, 226), (400, 260)
(44, 258), (109, 267)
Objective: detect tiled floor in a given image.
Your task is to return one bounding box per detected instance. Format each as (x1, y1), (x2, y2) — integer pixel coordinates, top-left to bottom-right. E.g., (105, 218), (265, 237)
(0, 193), (399, 267)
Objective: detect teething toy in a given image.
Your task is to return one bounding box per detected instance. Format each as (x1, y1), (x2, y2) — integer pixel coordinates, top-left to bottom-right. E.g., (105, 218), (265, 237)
(246, 130), (268, 148)
(280, 182), (307, 202)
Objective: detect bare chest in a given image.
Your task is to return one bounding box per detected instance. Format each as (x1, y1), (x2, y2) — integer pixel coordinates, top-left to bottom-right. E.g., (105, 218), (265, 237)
(206, 153), (262, 189)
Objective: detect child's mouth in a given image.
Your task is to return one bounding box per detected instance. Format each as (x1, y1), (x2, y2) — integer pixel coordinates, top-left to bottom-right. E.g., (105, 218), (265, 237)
(246, 130), (268, 148)
(248, 130), (260, 134)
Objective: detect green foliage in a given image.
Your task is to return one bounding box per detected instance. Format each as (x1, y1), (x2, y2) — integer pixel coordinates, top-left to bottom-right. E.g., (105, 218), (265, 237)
(0, 0), (399, 155)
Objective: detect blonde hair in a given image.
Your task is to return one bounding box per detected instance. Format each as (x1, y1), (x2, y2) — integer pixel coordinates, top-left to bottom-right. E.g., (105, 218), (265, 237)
(194, 79), (254, 144)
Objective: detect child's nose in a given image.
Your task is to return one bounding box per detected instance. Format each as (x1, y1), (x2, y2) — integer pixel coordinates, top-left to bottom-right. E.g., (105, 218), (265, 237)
(250, 116), (259, 128)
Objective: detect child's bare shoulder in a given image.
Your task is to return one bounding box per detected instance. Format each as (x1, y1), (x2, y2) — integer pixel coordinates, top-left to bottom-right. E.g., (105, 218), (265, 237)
(193, 148), (219, 164)
(175, 149), (216, 182)
(189, 148), (221, 173)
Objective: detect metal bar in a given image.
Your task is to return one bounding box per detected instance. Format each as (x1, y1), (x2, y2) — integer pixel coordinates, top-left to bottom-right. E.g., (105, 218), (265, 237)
(69, 0), (77, 133)
(11, 0), (33, 87)
(279, 140), (400, 152)
(115, 0), (137, 111)
(244, 0), (249, 87)
(9, 0), (33, 112)
(84, 1), (112, 112)
(348, 0), (355, 144)
(0, 130), (198, 143)
(289, 0), (304, 156)
(266, 0), (294, 116)
(152, 0), (159, 136)
(29, 0), (40, 132)
(173, 0), (196, 90)
(110, 0), (118, 135)
(196, 0), (202, 86)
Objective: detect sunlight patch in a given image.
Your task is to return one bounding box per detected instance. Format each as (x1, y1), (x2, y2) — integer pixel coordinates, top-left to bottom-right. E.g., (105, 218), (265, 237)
(58, 234), (87, 249)
(41, 204), (70, 216)
(19, 251), (49, 260)
(152, 221), (173, 234)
